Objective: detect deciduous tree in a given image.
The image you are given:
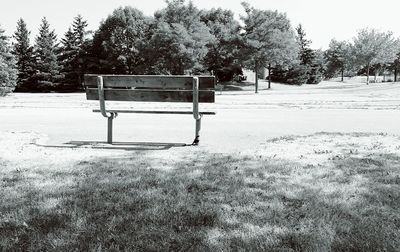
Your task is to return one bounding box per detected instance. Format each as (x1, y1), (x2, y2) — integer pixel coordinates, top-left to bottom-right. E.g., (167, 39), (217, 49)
(91, 7), (151, 74)
(240, 2), (298, 92)
(201, 8), (241, 80)
(324, 39), (350, 81)
(150, 0), (213, 75)
(351, 28), (398, 84)
(0, 26), (18, 96)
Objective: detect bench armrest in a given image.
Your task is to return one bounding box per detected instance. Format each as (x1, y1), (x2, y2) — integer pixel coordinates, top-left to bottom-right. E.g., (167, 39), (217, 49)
(192, 76), (201, 120)
(97, 76), (116, 119)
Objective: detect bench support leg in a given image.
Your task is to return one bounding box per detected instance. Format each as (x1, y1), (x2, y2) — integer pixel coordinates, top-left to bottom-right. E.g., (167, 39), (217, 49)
(106, 113), (117, 144)
(107, 116), (113, 144)
(192, 118), (201, 145)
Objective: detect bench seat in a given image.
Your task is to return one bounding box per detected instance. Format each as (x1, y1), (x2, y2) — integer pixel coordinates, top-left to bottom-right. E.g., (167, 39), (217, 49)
(93, 109), (216, 115)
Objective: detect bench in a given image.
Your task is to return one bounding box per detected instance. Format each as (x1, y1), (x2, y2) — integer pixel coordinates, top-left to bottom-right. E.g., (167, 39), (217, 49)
(84, 74), (216, 145)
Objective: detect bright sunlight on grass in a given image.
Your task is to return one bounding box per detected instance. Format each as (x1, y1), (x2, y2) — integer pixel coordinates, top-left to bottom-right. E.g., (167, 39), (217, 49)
(1, 133), (399, 251)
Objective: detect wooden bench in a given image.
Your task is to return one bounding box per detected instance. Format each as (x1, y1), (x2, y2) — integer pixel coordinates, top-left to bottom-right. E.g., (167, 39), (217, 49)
(84, 74), (216, 145)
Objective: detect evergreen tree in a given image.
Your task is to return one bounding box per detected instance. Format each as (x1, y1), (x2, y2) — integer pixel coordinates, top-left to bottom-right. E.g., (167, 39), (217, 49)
(33, 17), (61, 91)
(12, 18), (35, 90)
(59, 15), (88, 90)
(0, 26), (18, 96)
(295, 24), (324, 84)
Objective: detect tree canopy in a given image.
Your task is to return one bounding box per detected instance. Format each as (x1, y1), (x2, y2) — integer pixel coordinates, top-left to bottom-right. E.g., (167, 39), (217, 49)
(351, 28), (398, 84)
(0, 26), (18, 95)
(240, 2), (298, 91)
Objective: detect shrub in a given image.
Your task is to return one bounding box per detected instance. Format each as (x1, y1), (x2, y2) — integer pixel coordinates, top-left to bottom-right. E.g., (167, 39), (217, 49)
(215, 64), (243, 82)
(271, 64), (309, 85)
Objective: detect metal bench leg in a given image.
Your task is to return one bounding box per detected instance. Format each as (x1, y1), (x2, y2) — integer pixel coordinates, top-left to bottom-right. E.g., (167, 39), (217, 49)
(192, 118), (201, 145)
(107, 113), (117, 144)
(107, 117), (113, 144)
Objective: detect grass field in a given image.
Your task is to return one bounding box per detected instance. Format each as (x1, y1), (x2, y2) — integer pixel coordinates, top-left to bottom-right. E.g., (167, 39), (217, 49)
(1, 81), (400, 251)
(1, 131), (399, 251)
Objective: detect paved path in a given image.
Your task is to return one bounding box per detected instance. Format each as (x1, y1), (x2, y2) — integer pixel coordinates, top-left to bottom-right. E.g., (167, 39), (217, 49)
(1, 81), (400, 152)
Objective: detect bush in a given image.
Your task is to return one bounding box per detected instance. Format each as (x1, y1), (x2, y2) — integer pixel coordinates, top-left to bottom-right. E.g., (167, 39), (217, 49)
(215, 64), (243, 82)
(271, 64), (309, 85)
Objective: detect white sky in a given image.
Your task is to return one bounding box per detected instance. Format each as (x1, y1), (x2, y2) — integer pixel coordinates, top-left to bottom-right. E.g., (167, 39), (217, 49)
(1, 0), (400, 49)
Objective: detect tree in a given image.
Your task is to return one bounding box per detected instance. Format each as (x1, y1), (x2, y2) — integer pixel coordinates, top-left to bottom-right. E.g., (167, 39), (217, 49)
(0, 26), (18, 96)
(33, 17), (61, 90)
(295, 24), (324, 84)
(12, 18), (35, 90)
(240, 2), (298, 92)
(150, 0), (213, 75)
(91, 7), (151, 74)
(200, 8), (242, 80)
(388, 52), (400, 82)
(59, 15), (89, 90)
(350, 28), (398, 85)
(324, 39), (350, 81)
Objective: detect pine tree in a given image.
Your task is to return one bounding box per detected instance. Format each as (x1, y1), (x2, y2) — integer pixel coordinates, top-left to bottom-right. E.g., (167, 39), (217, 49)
(0, 26), (18, 96)
(33, 17), (61, 91)
(295, 24), (324, 84)
(72, 15), (88, 47)
(12, 18), (35, 90)
(59, 15), (88, 89)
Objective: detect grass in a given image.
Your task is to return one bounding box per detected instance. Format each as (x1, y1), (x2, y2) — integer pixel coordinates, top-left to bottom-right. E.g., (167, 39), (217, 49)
(1, 144), (400, 251)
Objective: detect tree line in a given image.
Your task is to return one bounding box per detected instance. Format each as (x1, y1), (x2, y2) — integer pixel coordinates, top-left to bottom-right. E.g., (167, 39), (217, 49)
(1, 0), (400, 96)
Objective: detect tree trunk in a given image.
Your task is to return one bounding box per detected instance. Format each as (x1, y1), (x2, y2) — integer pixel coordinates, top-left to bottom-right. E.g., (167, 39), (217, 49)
(255, 61), (259, 93)
(395, 68), (398, 82)
(366, 64), (370, 85)
(341, 68), (344, 82)
(374, 66), (380, 83)
(268, 64), (271, 89)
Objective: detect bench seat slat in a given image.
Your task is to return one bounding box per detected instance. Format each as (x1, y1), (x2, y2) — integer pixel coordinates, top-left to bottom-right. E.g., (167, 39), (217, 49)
(86, 88), (215, 103)
(84, 75), (215, 90)
(92, 109), (216, 115)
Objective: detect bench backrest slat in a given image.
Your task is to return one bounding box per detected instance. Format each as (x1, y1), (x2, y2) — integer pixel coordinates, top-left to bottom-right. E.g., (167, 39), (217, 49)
(84, 75), (215, 90)
(86, 89), (215, 103)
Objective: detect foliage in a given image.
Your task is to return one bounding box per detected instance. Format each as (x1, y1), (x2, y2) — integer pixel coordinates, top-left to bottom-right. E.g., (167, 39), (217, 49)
(388, 52), (400, 82)
(150, 0), (214, 75)
(350, 28), (398, 84)
(12, 18), (35, 91)
(240, 2), (298, 90)
(91, 7), (151, 75)
(0, 26), (18, 96)
(271, 64), (309, 85)
(58, 15), (89, 91)
(324, 39), (350, 80)
(296, 25), (324, 84)
(200, 8), (242, 79)
(32, 17), (62, 91)
(214, 64), (243, 82)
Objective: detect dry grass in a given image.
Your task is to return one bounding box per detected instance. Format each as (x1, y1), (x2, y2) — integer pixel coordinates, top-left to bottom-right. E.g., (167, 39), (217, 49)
(1, 135), (400, 251)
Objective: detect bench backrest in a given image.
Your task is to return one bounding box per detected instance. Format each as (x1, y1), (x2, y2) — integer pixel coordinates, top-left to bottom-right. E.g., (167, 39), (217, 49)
(84, 74), (215, 103)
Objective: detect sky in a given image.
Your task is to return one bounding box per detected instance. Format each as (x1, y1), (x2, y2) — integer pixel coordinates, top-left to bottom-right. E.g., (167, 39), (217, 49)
(1, 0), (399, 49)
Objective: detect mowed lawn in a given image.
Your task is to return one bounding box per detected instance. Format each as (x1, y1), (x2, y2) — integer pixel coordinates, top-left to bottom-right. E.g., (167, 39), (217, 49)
(1, 132), (399, 251)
